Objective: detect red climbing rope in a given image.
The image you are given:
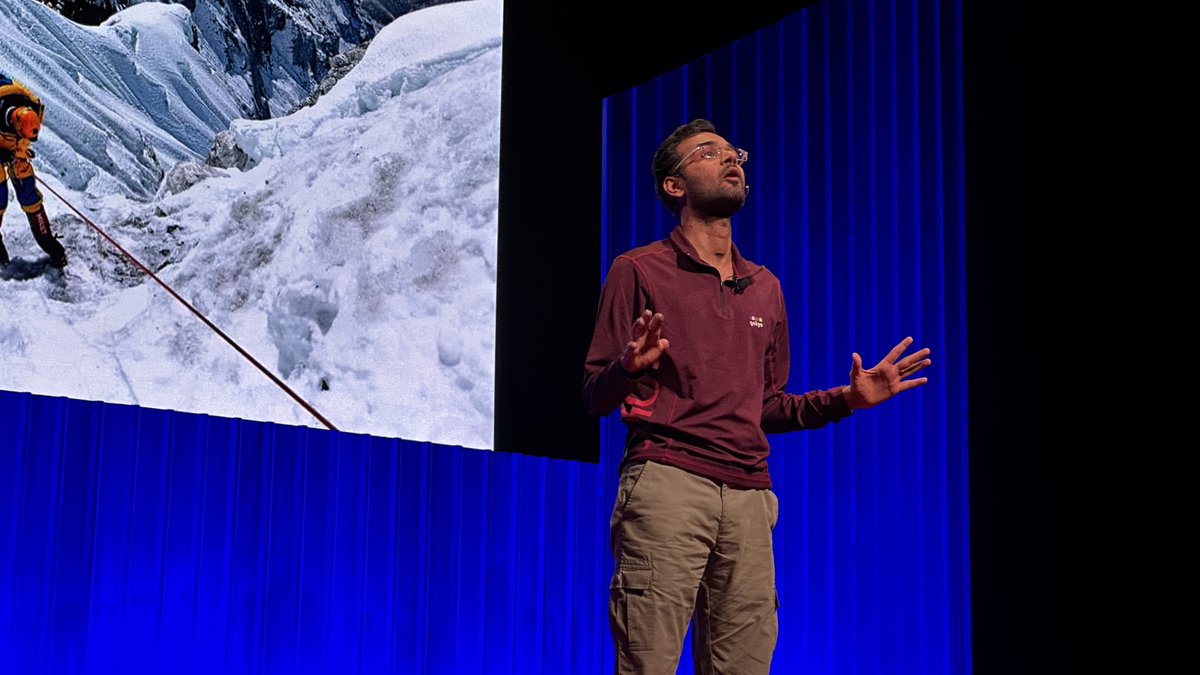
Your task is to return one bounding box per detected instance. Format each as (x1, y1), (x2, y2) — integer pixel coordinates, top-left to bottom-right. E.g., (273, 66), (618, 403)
(35, 175), (339, 432)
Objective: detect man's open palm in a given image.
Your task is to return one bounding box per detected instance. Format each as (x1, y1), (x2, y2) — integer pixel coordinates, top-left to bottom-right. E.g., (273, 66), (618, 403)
(846, 337), (931, 410)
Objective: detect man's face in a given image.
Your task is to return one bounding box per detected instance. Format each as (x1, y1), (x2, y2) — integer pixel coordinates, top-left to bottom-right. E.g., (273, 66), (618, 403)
(671, 132), (747, 218)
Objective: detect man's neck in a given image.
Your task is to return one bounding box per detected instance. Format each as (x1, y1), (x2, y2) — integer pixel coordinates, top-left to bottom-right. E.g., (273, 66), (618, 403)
(679, 215), (734, 272)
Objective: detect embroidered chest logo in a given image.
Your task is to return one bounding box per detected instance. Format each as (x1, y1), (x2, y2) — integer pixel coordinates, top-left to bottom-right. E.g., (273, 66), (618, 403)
(749, 315), (764, 328)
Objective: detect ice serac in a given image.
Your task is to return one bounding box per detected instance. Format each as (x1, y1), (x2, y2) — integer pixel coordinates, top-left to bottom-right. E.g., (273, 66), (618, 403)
(1, 0), (252, 198)
(6, 0), (461, 196)
(40, 0), (458, 117)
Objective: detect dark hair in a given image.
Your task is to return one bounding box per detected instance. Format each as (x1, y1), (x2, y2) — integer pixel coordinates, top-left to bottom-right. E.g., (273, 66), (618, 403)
(652, 118), (717, 217)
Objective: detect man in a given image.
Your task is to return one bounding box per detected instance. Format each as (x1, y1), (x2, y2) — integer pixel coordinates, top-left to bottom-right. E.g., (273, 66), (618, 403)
(0, 72), (67, 268)
(582, 119), (930, 673)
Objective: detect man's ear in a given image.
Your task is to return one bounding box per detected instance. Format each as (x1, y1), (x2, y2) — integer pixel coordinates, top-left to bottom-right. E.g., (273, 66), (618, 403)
(663, 175), (685, 199)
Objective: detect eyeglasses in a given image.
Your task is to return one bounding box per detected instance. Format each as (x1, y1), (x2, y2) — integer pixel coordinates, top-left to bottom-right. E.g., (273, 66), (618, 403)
(670, 144), (749, 174)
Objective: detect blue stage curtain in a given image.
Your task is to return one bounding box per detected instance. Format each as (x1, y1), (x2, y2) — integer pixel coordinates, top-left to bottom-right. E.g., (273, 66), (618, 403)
(599, 0), (969, 672)
(0, 393), (621, 674)
(0, 0), (967, 672)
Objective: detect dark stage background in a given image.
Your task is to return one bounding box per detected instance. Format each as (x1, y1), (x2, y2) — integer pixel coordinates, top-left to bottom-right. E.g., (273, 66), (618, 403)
(2, 0), (1115, 673)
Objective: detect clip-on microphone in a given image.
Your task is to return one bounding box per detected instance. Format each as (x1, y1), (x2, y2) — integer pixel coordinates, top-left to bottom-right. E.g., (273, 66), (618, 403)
(724, 275), (750, 294)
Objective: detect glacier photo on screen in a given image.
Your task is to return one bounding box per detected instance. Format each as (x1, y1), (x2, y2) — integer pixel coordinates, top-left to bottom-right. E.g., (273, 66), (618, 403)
(0, 0), (501, 450)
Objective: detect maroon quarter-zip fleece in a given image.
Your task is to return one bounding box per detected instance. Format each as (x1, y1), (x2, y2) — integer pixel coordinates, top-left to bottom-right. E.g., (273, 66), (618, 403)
(582, 226), (852, 489)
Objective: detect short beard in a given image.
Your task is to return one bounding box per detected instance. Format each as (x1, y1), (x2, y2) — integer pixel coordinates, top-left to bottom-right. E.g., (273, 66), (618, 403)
(687, 182), (747, 218)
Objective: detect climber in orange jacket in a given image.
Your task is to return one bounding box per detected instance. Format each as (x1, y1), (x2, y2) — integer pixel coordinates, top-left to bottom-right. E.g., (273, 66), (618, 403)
(0, 72), (67, 268)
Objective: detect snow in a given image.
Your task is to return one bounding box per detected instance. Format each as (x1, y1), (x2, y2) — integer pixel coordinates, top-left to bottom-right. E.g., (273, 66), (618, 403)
(0, 0), (253, 198)
(0, 0), (503, 451)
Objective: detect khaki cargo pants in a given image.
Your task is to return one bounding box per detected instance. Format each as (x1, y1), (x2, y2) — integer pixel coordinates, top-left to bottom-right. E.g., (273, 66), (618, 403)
(609, 460), (780, 674)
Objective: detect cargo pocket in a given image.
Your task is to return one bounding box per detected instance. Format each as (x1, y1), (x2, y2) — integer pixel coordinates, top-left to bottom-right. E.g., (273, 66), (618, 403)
(610, 562), (655, 652)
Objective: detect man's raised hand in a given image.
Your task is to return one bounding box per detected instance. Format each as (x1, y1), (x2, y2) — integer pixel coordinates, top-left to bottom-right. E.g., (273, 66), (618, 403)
(620, 310), (670, 374)
(844, 336), (931, 410)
